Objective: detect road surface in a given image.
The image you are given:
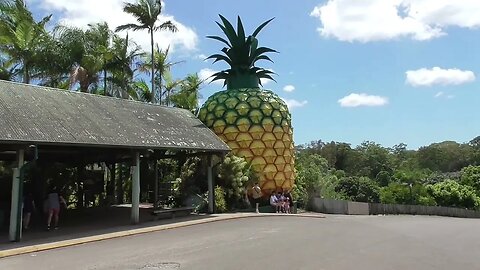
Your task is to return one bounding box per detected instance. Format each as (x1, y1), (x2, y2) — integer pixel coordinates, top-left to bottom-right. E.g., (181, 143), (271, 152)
(1, 215), (479, 270)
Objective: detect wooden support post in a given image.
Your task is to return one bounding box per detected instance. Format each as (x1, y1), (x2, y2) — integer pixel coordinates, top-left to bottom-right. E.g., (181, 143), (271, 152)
(207, 155), (214, 214)
(9, 149), (24, 242)
(131, 152), (140, 224)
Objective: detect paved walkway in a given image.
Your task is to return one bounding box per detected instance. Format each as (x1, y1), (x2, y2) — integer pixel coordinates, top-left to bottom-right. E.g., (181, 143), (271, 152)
(1, 215), (477, 270)
(0, 206), (323, 258)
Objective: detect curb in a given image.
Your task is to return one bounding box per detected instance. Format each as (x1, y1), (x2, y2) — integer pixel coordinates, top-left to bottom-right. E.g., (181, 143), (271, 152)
(0, 213), (324, 258)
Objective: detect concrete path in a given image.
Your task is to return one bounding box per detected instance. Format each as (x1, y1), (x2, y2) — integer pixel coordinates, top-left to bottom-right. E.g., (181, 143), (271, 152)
(0, 212), (323, 258)
(0, 215), (478, 270)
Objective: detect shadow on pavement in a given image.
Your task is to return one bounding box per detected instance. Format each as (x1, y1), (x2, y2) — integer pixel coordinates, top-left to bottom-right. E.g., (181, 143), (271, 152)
(0, 205), (214, 251)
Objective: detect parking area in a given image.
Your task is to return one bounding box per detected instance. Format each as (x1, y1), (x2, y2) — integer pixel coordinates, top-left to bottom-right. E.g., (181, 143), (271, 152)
(1, 214), (478, 270)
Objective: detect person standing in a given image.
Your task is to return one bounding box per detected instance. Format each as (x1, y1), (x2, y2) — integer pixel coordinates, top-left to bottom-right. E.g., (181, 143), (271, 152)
(252, 182), (262, 213)
(46, 187), (66, 231)
(23, 192), (35, 230)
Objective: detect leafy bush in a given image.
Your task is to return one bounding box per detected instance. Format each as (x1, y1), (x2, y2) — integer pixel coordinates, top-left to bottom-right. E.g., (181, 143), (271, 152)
(293, 154), (343, 208)
(380, 183), (434, 205)
(460, 165), (480, 194)
(214, 186), (227, 213)
(216, 154), (254, 210)
(335, 176), (380, 203)
(426, 180), (480, 210)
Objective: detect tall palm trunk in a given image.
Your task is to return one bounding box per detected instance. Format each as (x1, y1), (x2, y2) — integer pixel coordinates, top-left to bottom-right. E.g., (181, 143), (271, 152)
(150, 29), (155, 103)
(23, 60), (29, 84)
(103, 68), (107, 96)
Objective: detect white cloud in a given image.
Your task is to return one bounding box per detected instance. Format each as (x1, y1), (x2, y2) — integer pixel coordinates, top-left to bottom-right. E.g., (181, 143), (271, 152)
(283, 85), (295, 92)
(28, 0), (198, 52)
(406, 67), (475, 87)
(260, 69), (274, 86)
(310, 0), (480, 42)
(282, 98), (308, 109)
(197, 54), (207, 60)
(198, 68), (223, 85)
(338, 93), (389, 107)
(435, 92), (455, 99)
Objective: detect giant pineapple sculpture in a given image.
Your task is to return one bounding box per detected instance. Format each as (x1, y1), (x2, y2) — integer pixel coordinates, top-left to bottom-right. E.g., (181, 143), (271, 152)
(198, 15), (295, 193)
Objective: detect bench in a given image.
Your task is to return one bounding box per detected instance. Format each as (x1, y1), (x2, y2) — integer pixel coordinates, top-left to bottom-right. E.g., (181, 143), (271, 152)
(151, 206), (194, 220)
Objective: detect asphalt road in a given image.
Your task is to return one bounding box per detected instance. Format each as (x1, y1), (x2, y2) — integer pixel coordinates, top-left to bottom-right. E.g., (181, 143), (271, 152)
(1, 215), (479, 270)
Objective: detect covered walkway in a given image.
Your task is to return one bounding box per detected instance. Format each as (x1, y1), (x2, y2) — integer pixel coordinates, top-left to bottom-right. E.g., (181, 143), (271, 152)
(0, 80), (230, 242)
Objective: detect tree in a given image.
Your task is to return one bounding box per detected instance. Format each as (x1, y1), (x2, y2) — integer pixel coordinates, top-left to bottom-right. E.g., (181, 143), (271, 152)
(138, 45), (183, 104)
(0, 55), (15, 80)
(0, 0), (51, 83)
(380, 183), (434, 205)
(460, 165), (480, 194)
(294, 153), (342, 207)
(54, 25), (104, 92)
(469, 136), (480, 165)
(216, 154), (254, 209)
(335, 176), (380, 203)
(355, 141), (393, 179)
(417, 141), (471, 172)
(170, 73), (202, 113)
(426, 180), (480, 210)
(107, 34), (144, 99)
(132, 79), (152, 102)
(116, 0), (177, 104)
(85, 22), (113, 95)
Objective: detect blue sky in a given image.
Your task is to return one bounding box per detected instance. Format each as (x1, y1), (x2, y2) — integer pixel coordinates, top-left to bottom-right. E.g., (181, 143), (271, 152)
(27, 0), (480, 149)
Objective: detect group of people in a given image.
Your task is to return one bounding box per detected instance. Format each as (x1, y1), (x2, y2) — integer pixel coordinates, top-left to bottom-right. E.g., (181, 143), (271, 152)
(22, 187), (67, 231)
(269, 191), (293, 214)
(251, 182), (293, 214)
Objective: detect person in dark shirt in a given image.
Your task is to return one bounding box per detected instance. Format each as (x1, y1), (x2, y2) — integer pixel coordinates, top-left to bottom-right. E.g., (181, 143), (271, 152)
(23, 192), (35, 230)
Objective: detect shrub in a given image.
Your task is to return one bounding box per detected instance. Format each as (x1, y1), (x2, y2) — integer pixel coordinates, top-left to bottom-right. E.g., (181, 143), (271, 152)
(214, 186), (227, 213)
(426, 180), (480, 210)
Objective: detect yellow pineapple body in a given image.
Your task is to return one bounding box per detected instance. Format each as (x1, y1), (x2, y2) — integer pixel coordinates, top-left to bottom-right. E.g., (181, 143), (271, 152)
(199, 88), (294, 193)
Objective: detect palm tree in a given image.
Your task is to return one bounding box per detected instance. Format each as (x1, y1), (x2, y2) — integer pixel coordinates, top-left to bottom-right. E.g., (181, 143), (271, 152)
(132, 79), (153, 102)
(107, 34), (144, 99)
(170, 73), (203, 113)
(86, 22), (113, 95)
(116, 0), (177, 104)
(138, 45), (183, 104)
(0, 0), (51, 83)
(0, 55), (16, 80)
(54, 25), (105, 93)
(162, 72), (183, 106)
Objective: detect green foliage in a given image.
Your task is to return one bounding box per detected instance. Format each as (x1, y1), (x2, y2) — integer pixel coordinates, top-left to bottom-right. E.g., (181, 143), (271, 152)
(0, 0), (52, 83)
(116, 0), (177, 104)
(392, 168), (430, 184)
(417, 141), (471, 172)
(354, 141), (393, 179)
(380, 183), (434, 206)
(170, 73), (202, 113)
(207, 15), (277, 88)
(460, 165), (480, 193)
(294, 153), (343, 208)
(173, 157), (203, 204)
(216, 154), (253, 209)
(214, 186), (227, 213)
(426, 180), (480, 210)
(335, 176), (380, 203)
(375, 171), (391, 187)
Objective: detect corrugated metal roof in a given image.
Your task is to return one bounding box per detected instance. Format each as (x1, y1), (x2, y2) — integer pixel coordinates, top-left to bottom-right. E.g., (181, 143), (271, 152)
(0, 80), (230, 152)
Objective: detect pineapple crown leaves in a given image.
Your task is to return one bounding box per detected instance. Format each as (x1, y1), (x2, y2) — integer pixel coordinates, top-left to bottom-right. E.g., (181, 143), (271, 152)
(206, 15), (277, 87)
